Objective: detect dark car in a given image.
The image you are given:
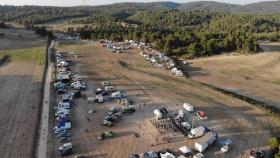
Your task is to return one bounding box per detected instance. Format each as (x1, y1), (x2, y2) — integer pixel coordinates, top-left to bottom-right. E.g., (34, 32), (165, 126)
(250, 150), (264, 158)
(129, 154), (140, 158)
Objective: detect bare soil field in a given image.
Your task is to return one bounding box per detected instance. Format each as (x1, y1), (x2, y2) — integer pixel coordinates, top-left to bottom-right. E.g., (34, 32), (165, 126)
(0, 48), (45, 158)
(182, 42), (280, 109)
(54, 42), (280, 158)
(0, 28), (46, 50)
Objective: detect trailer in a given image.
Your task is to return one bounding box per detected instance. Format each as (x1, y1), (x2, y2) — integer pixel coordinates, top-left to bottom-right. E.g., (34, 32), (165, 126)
(194, 132), (217, 153)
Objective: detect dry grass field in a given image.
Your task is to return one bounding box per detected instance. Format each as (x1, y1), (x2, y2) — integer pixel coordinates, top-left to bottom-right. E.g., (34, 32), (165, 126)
(182, 42), (280, 109)
(52, 42), (280, 158)
(0, 28), (46, 51)
(0, 47), (45, 158)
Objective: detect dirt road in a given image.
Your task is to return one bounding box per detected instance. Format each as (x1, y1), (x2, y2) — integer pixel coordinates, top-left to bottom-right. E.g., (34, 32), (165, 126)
(37, 41), (54, 158)
(0, 58), (44, 157)
(54, 42), (280, 158)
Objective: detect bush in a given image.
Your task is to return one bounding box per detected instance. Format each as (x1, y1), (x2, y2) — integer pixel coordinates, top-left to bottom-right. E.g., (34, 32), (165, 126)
(275, 151), (280, 158)
(269, 138), (280, 150)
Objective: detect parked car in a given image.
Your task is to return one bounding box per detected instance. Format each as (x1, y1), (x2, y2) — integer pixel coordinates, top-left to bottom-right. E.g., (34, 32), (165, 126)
(195, 111), (207, 120)
(101, 119), (113, 127)
(59, 136), (71, 143)
(74, 154), (86, 158)
(183, 103), (194, 113)
(59, 142), (72, 156)
(220, 139), (232, 153)
(122, 105), (136, 114)
(250, 150), (264, 158)
(57, 132), (71, 138)
(193, 153), (204, 158)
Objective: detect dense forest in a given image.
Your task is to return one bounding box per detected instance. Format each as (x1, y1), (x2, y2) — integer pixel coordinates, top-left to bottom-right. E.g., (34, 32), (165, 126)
(82, 10), (258, 58)
(0, 6), (90, 28)
(2, 1), (280, 58)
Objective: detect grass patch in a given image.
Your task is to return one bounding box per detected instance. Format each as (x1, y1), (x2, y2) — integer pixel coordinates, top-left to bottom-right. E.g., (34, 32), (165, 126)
(135, 64), (150, 68)
(0, 47), (46, 65)
(0, 53), (7, 60)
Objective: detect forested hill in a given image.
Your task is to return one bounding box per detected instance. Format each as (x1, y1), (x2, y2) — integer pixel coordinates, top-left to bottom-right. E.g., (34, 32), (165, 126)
(2, 1), (280, 59)
(2, 1), (280, 26)
(178, 1), (280, 13)
(232, 1), (280, 13)
(0, 2), (179, 26)
(178, 1), (238, 12)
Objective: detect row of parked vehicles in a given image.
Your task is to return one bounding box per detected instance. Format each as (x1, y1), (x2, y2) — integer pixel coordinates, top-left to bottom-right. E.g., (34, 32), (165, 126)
(53, 51), (86, 156)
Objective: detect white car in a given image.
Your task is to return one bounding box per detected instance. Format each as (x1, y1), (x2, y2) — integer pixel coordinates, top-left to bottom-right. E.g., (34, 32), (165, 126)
(59, 142), (72, 151)
(221, 144), (230, 153)
(221, 139), (232, 153)
(193, 153), (204, 158)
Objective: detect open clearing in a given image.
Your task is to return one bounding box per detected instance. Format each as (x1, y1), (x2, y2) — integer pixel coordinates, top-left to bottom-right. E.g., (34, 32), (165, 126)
(182, 42), (280, 109)
(0, 47), (45, 158)
(0, 28), (46, 51)
(52, 42), (280, 158)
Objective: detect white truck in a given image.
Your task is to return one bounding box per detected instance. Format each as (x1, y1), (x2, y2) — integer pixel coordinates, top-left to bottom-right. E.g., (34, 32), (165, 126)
(183, 103), (194, 113)
(153, 109), (163, 120)
(194, 132), (217, 153)
(188, 126), (206, 139)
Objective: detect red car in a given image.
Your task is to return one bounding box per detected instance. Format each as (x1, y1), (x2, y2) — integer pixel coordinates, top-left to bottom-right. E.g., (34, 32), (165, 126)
(195, 111), (207, 120)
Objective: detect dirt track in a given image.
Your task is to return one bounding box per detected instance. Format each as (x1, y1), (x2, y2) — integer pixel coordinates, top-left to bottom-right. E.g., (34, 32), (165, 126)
(54, 42), (280, 158)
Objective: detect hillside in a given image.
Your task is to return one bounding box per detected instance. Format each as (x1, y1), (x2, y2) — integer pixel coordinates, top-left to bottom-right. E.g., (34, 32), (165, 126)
(178, 1), (238, 12)
(233, 1), (280, 13)
(3, 1), (280, 26)
(178, 1), (280, 14)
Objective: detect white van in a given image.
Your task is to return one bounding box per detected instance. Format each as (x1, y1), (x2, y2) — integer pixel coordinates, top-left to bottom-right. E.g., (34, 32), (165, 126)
(57, 102), (71, 109)
(55, 109), (70, 116)
(183, 103), (194, 113)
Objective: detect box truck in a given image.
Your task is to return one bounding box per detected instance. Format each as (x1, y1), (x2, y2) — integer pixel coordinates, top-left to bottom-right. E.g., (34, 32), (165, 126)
(194, 132), (217, 153)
